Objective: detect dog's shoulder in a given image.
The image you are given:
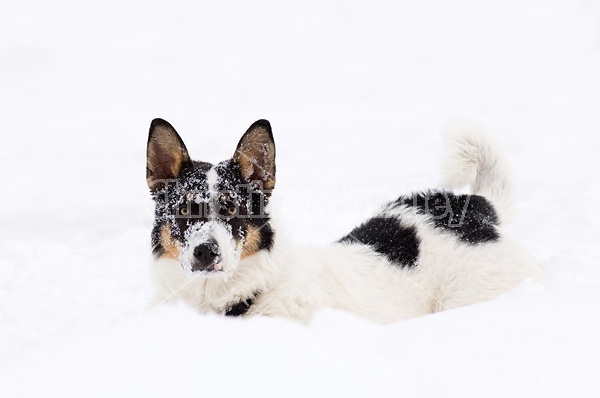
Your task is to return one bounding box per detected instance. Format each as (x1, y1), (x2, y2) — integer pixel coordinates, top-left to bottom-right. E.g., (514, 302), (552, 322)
(338, 215), (420, 268)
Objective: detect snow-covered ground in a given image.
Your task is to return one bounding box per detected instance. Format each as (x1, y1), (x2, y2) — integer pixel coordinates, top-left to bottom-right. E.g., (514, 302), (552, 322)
(1, 0), (600, 396)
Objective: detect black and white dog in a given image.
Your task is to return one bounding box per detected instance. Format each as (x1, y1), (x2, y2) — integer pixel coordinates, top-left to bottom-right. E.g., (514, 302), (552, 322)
(147, 119), (538, 322)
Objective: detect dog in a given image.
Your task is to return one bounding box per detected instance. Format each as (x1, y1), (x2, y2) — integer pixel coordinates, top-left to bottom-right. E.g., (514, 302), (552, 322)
(146, 118), (538, 323)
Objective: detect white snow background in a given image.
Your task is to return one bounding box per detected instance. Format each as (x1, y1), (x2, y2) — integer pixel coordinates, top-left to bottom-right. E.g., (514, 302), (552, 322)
(1, 0), (600, 397)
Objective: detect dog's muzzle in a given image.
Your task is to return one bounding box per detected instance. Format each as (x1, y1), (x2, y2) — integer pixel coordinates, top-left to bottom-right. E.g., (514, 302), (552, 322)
(191, 239), (222, 272)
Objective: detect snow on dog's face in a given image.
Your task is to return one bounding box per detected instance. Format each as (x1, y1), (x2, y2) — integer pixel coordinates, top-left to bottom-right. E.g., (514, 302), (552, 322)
(146, 119), (275, 277)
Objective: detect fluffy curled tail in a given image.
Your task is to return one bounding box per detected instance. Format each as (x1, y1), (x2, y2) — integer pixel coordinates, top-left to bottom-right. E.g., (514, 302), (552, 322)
(440, 121), (516, 224)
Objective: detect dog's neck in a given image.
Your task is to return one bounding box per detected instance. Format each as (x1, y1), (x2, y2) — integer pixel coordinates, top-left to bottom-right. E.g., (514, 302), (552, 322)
(172, 216), (345, 317)
(220, 222), (296, 313)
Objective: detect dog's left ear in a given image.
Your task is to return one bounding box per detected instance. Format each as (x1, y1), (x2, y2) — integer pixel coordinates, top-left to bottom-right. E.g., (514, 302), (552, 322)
(233, 119), (276, 190)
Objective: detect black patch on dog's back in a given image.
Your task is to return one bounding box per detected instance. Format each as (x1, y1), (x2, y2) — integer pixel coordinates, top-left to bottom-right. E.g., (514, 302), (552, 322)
(339, 217), (420, 267)
(396, 191), (499, 244)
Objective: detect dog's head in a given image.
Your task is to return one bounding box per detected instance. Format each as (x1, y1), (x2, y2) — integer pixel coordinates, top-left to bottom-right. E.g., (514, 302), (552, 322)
(146, 118), (275, 277)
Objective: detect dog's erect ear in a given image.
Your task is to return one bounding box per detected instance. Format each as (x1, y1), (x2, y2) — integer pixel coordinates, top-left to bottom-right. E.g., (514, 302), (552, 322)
(233, 119), (276, 190)
(146, 118), (192, 191)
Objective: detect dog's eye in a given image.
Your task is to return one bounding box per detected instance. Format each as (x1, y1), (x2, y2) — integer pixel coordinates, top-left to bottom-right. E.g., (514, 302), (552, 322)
(221, 200), (237, 216)
(179, 207), (190, 216)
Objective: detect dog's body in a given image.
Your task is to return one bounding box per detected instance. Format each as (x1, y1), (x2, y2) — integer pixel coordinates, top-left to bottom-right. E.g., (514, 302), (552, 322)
(147, 119), (538, 323)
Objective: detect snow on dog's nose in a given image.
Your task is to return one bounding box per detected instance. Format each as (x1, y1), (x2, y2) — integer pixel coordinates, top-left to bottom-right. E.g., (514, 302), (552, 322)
(180, 221), (242, 276)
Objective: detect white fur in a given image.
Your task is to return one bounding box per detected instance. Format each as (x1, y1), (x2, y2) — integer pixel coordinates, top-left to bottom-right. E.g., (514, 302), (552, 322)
(440, 120), (516, 223)
(152, 214), (538, 323)
(150, 128), (539, 323)
(206, 167), (219, 200)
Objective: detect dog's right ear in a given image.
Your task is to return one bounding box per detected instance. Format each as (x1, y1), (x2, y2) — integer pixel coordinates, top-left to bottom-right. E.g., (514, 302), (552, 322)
(146, 118), (192, 192)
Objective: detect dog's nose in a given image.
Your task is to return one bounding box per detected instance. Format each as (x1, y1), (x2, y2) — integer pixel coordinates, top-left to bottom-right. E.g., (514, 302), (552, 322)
(192, 241), (220, 272)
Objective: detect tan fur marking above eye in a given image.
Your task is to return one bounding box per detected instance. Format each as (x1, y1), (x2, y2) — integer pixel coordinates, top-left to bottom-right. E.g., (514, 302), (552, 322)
(241, 225), (263, 259)
(160, 224), (181, 259)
